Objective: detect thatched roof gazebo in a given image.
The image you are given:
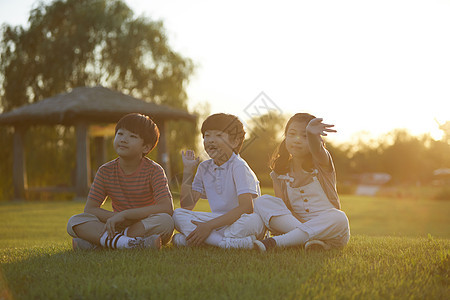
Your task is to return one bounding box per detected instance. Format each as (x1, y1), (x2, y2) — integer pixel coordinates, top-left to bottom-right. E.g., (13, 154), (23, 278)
(0, 86), (197, 200)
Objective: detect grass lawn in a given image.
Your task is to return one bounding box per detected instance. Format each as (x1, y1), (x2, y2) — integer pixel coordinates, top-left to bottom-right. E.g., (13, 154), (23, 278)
(0, 194), (449, 299)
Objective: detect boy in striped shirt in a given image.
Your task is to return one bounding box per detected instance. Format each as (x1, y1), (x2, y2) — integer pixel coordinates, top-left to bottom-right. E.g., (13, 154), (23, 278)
(67, 113), (174, 250)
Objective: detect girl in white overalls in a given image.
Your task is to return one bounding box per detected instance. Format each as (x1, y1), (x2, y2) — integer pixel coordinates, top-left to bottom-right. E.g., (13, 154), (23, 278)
(254, 113), (350, 251)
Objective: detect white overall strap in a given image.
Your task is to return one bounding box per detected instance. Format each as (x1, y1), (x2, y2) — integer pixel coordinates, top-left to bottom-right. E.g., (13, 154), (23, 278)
(279, 177), (305, 223)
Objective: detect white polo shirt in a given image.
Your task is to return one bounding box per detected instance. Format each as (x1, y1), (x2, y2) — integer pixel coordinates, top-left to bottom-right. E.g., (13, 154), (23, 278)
(192, 153), (261, 215)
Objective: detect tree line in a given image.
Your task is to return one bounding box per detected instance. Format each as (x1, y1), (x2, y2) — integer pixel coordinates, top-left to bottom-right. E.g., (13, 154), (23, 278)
(240, 113), (450, 189)
(0, 0), (197, 200)
(1, 112), (448, 200)
(1, 0), (448, 200)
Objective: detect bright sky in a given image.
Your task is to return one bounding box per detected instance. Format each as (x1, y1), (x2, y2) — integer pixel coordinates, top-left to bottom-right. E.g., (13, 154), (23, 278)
(1, 0), (449, 143)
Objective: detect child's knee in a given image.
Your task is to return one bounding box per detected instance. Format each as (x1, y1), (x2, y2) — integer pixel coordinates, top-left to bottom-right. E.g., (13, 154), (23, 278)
(141, 213), (174, 233)
(67, 213), (99, 237)
(172, 208), (192, 229)
(154, 213), (174, 244)
(140, 213), (174, 245)
(254, 195), (271, 210)
(225, 213), (265, 238)
(254, 194), (283, 212)
(173, 207), (190, 216)
(247, 213), (265, 230)
(156, 213), (175, 234)
(67, 216), (78, 237)
(327, 210), (350, 245)
(332, 210), (349, 231)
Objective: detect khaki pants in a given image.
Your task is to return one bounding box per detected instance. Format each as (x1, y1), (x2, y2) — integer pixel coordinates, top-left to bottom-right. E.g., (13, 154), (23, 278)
(67, 212), (174, 245)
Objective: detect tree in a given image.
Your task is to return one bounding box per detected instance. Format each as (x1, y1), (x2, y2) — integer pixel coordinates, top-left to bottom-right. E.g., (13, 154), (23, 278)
(379, 130), (427, 183)
(240, 112), (287, 187)
(437, 120), (450, 144)
(337, 129), (450, 186)
(0, 0), (195, 199)
(0, 0), (193, 111)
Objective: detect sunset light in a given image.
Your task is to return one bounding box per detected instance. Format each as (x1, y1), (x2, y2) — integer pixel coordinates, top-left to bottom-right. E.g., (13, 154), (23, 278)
(0, 1), (449, 299)
(1, 0), (449, 143)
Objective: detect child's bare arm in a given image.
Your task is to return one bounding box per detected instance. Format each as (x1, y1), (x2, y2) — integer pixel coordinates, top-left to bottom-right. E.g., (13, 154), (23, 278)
(186, 193), (254, 246)
(104, 197), (173, 237)
(84, 198), (115, 222)
(180, 150), (201, 209)
(205, 193), (253, 227)
(306, 118), (336, 169)
(121, 197), (173, 219)
(180, 184), (201, 210)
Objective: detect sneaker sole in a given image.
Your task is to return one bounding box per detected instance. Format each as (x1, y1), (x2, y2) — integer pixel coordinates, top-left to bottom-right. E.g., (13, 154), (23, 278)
(72, 238), (77, 250)
(253, 240), (266, 252)
(72, 238), (97, 250)
(305, 244), (325, 251)
(172, 233), (188, 247)
(154, 235), (162, 249)
(145, 235), (162, 250)
(305, 240), (330, 251)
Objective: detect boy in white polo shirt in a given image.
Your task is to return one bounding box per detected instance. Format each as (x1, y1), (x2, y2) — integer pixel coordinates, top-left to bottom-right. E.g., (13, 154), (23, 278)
(172, 113), (265, 249)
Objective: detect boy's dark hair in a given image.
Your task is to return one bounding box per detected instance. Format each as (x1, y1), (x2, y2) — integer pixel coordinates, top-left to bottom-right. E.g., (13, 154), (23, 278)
(115, 113), (160, 155)
(201, 113), (245, 154)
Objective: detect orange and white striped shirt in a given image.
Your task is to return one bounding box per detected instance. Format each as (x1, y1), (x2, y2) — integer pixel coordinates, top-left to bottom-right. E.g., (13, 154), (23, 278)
(88, 157), (172, 212)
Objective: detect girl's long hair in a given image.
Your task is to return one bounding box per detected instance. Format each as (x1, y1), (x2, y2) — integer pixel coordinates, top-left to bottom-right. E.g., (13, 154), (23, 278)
(270, 113), (317, 174)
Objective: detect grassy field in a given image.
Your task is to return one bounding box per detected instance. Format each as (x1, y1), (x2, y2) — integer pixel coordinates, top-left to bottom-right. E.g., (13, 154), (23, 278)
(1, 194), (449, 299)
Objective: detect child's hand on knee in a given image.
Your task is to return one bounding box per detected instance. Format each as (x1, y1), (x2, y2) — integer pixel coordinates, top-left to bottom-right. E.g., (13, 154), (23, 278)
(186, 220), (212, 246)
(105, 213), (126, 238)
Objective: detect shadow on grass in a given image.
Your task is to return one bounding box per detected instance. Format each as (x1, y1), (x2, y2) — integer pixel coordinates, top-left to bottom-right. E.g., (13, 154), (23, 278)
(1, 244), (346, 300)
(2, 235), (449, 299)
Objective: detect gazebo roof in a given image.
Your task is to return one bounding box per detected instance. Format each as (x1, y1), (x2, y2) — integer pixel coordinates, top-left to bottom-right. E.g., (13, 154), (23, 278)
(0, 86), (196, 125)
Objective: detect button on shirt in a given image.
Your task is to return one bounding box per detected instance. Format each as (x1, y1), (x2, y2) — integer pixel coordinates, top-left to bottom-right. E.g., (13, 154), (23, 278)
(192, 153), (261, 215)
(285, 175), (334, 217)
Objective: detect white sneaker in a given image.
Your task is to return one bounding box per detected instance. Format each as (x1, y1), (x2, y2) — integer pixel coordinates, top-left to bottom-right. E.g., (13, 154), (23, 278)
(253, 238), (276, 252)
(305, 240), (330, 251)
(223, 235), (256, 249)
(172, 233), (187, 247)
(143, 235), (162, 249)
(253, 240), (266, 252)
(72, 238), (98, 250)
(128, 235), (162, 250)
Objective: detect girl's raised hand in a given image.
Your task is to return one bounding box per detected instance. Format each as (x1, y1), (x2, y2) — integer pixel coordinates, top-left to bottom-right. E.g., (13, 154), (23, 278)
(306, 118), (337, 136)
(181, 150), (200, 171)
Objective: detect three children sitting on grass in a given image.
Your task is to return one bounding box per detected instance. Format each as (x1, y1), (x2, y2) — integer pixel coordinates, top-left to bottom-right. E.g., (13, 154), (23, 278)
(67, 112), (349, 251)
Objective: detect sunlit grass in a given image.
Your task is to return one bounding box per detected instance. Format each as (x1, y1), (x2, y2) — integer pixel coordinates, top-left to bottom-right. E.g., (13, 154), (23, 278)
(342, 195), (450, 238)
(1, 236), (448, 299)
(0, 195), (449, 299)
(1, 194), (448, 249)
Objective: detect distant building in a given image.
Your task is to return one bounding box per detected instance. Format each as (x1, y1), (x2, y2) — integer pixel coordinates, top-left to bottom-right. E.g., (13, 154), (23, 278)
(355, 173), (391, 196)
(432, 168), (450, 186)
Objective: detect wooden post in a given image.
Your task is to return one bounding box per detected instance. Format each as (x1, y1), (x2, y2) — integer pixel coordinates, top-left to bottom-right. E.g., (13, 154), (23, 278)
(156, 120), (171, 182)
(75, 121), (90, 200)
(94, 136), (107, 171)
(12, 125), (27, 201)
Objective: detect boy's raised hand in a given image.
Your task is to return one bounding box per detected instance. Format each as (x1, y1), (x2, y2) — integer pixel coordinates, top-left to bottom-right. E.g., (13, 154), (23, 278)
(307, 118), (337, 136)
(181, 150), (200, 171)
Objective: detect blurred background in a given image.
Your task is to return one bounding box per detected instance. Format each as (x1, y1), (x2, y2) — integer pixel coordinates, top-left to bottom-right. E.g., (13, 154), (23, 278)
(0, 0), (448, 201)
